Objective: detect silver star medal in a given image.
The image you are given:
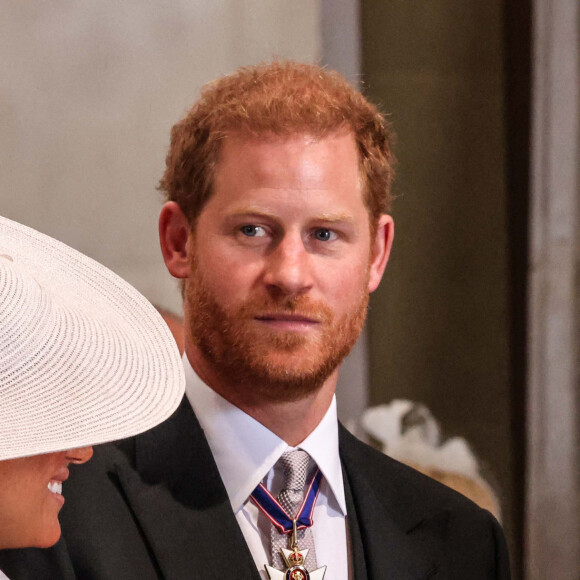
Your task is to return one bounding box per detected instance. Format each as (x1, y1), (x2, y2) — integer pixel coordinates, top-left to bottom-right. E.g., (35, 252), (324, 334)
(265, 520), (326, 580)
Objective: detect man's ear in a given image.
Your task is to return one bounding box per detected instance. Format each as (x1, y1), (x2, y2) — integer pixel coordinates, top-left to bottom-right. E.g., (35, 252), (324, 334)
(368, 214), (394, 293)
(159, 202), (192, 279)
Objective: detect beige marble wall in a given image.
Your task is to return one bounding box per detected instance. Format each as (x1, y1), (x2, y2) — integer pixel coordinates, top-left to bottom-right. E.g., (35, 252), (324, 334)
(0, 0), (320, 311)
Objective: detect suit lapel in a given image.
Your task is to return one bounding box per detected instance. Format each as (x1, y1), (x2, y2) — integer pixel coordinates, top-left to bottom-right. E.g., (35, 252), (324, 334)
(114, 398), (260, 580)
(343, 469), (369, 580)
(340, 426), (440, 580)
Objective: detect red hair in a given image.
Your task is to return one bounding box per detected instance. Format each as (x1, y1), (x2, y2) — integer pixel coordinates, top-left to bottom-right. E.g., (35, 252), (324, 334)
(159, 61), (395, 227)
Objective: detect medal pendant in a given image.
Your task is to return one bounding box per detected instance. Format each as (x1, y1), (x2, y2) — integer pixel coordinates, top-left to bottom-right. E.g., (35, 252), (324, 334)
(265, 521), (326, 580)
(264, 547), (326, 580)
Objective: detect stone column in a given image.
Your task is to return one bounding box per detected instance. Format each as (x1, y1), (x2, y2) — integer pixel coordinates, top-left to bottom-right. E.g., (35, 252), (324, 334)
(526, 0), (579, 577)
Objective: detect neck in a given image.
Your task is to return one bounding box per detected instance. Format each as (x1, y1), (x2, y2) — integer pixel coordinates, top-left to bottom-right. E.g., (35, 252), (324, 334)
(185, 344), (338, 446)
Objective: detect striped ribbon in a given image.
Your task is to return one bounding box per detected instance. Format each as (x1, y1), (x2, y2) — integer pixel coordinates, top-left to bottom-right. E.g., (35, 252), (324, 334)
(250, 468), (323, 533)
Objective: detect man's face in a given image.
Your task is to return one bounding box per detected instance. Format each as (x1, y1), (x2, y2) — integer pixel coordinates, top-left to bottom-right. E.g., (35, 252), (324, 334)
(185, 131), (385, 401)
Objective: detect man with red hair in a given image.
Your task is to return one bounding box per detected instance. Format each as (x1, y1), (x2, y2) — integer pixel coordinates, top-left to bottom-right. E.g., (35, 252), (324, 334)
(0, 62), (510, 579)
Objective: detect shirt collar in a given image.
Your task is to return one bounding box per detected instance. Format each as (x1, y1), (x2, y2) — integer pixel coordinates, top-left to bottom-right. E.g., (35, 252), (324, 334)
(183, 355), (346, 516)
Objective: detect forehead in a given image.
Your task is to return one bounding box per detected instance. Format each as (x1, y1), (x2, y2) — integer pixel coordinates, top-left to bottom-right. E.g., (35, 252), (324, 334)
(214, 131), (361, 196)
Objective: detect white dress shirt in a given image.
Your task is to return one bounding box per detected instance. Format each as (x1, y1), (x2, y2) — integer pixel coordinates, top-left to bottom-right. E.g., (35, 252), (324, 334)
(184, 356), (349, 579)
(0, 570), (9, 579)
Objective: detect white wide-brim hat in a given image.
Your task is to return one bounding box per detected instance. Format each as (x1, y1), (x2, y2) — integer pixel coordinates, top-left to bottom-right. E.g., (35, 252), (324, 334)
(0, 215), (185, 461)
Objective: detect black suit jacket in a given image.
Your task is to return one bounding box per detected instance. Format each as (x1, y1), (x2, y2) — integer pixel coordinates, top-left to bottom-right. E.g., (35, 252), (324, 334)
(0, 398), (510, 579)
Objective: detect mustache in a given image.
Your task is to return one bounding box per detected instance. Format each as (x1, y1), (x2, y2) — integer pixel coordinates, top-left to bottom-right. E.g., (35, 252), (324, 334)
(235, 295), (333, 323)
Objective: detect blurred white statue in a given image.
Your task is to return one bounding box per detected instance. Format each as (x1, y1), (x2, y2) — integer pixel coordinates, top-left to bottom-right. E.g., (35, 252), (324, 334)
(356, 400), (502, 521)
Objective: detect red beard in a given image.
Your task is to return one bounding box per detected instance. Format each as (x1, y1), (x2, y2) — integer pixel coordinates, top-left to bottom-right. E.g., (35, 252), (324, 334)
(186, 258), (369, 402)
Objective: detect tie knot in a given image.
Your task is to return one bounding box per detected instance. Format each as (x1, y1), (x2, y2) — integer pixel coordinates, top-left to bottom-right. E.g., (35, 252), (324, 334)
(279, 449), (310, 491)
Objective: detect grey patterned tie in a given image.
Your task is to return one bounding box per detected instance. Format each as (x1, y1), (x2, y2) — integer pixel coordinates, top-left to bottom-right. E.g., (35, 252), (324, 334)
(270, 450), (318, 571)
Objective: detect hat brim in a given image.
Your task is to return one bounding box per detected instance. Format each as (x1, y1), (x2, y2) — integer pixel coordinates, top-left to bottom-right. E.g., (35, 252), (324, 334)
(0, 215), (185, 460)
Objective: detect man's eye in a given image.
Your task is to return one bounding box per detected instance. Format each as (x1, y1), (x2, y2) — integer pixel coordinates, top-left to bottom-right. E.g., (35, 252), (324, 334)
(240, 225), (266, 237)
(313, 228), (336, 242)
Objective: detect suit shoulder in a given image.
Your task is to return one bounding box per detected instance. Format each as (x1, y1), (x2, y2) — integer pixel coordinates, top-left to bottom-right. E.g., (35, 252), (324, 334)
(340, 427), (511, 577)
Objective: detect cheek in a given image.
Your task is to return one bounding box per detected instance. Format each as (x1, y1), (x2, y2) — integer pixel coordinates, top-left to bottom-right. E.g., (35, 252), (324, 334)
(0, 478), (62, 548)
(0, 454), (69, 549)
(318, 259), (370, 305)
(199, 255), (263, 307)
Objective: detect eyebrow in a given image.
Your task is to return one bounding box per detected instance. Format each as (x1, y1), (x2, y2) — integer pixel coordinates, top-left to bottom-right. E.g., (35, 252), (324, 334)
(226, 206), (355, 224)
(314, 212), (355, 224)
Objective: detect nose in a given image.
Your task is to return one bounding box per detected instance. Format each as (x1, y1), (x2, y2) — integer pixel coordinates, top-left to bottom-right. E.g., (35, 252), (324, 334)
(65, 446), (93, 465)
(263, 232), (313, 298)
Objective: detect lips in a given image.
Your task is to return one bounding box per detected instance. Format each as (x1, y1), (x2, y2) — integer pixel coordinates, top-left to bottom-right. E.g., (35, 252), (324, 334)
(47, 468), (69, 495)
(255, 313), (319, 324)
